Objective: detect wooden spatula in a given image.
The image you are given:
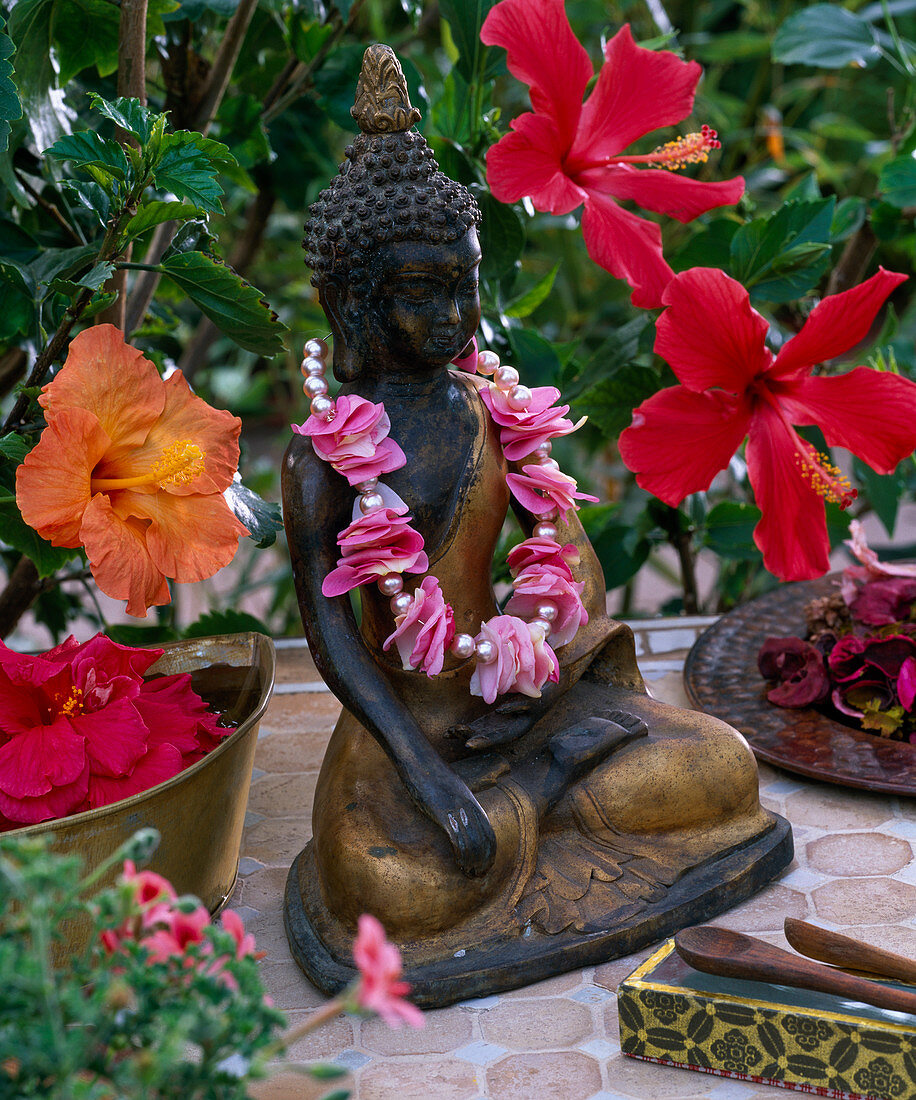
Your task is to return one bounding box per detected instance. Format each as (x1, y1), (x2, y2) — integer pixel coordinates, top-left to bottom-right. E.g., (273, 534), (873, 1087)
(674, 925), (916, 1016)
(784, 918), (916, 985)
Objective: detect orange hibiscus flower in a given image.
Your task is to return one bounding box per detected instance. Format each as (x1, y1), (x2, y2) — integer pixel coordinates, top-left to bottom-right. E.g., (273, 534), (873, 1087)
(16, 325), (249, 616)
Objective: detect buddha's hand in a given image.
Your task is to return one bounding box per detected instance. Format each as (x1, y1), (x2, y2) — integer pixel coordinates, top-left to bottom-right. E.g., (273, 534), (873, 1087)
(450, 697), (546, 750)
(405, 758), (497, 877)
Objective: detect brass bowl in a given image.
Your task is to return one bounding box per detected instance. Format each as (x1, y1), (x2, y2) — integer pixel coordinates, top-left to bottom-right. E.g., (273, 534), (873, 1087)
(4, 632), (275, 928)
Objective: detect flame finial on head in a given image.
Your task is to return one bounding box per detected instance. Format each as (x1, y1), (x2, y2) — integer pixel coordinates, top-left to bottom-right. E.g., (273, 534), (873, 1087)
(351, 44), (421, 134)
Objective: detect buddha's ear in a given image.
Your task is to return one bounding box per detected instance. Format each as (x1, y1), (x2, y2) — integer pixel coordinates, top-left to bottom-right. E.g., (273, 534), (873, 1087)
(319, 276), (364, 383)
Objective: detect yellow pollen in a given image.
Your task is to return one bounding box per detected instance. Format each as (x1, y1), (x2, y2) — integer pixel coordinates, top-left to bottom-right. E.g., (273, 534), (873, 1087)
(795, 447), (857, 508)
(58, 686), (84, 718)
(151, 440), (205, 487)
(652, 125), (722, 170)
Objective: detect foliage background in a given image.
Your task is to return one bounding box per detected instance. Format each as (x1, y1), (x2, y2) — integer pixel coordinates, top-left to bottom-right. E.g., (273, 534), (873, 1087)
(0, 0), (914, 644)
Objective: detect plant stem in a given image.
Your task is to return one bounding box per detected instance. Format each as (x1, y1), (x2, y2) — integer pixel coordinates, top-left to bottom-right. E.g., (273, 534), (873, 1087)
(190, 0), (259, 134)
(260, 997), (347, 1060)
(0, 556), (42, 638)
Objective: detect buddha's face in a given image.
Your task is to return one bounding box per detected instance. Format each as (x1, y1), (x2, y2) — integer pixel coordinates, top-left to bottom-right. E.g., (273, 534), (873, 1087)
(358, 227), (482, 373)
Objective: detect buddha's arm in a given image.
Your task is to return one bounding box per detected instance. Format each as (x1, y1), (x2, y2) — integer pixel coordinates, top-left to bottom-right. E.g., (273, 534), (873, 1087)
(282, 435), (497, 877)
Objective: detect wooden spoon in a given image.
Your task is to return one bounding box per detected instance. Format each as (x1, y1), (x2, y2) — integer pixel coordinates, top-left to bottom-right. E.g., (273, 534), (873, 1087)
(784, 918), (916, 985)
(675, 925), (916, 1016)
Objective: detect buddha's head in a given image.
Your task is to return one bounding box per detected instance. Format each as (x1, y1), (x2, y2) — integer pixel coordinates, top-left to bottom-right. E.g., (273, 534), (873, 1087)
(304, 45), (482, 382)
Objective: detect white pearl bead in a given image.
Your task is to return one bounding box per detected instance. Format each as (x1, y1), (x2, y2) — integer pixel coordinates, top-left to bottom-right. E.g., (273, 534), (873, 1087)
(356, 477), (379, 493)
(301, 356), (326, 377)
(538, 456), (559, 471)
(475, 638), (497, 664)
(533, 521), (557, 540)
(303, 375), (328, 398)
(310, 395), (335, 420)
(391, 592), (413, 616)
(359, 492), (384, 514)
(528, 618), (551, 639)
(477, 350), (500, 376)
(535, 601), (558, 623)
(507, 384), (532, 411)
(450, 633), (475, 659)
(378, 573), (403, 597)
(494, 365), (520, 391)
(533, 439), (552, 457)
(304, 338), (329, 359)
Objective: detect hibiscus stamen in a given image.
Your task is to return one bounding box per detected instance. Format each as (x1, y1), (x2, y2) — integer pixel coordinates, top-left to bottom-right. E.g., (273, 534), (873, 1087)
(152, 441), (206, 487)
(795, 445), (857, 509)
(578, 125), (722, 172)
(90, 441), (206, 493)
(51, 685), (84, 718)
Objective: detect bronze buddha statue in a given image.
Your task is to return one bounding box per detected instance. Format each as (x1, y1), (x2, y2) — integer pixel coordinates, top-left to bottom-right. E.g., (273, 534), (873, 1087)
(282, 44), (792, 1007)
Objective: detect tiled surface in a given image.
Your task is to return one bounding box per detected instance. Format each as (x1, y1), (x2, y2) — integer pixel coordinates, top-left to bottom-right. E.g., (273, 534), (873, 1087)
(235, 621), (916, 1100)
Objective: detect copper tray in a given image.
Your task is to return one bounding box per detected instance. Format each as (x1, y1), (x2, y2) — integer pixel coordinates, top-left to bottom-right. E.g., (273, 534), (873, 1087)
(683, 576), (916, 796)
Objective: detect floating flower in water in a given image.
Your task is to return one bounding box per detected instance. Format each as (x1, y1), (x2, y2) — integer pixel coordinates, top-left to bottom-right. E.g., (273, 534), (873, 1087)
(619, 267), (916, 581)
(16, 326), (248, 617)
(351, 914), (424, 1029)
(0, 634), (227, 828)
(481, 0), (744, 307)
(294, 393), (406, 486)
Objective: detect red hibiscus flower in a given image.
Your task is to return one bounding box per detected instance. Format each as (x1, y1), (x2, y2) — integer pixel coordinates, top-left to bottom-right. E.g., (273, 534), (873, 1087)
(0, 634), (227, 828)
(352, 914), (424, 1029)
(481, 0), (744, 307)
(618, 266), (916, 582)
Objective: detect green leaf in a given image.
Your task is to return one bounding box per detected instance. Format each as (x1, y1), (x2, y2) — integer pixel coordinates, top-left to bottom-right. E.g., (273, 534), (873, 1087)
(7, 0), (69, 149)
(0, 261), (35, 340)
(53, 0), (177, 84)
(579, 503), (651, 590)
(215, 94), (271, 170)
(831, 197), (866, 240)
(60, 179), (111, 227)
(504, 263), (560, 318)
(673, 218), (739, 272)
(730, 198), (836, 302)
(0, 17), (22, 153)
(439, 0), (499, 83)
(88, 93), (159, 145)
(160, 251), (288, 355)
(0, 433), (31, 463)
(507, 329), (560, 389)
(478, 192), (525, 281)
(223, 479), (284, 547)
(47, 260), (114, 298)
(182, 608), (270, 639)
(702, 501), (762, 562)
(31, 244), (98, 292)
(854, 459), (902, 536)
(772, 5), (881, 68)
(572, 365), (659, 439)
(879, 156), (916, 209)
(44, 130), (130, 183)
(154, 132), (233, 213)
(122, 201), (200, 244)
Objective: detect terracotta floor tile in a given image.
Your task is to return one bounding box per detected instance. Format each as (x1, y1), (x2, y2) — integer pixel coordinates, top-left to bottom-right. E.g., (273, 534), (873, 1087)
(710, 882), (808, 932)
(264, 692), (341, 735)
(806, 831), (912, 876)
(255, 727), (334, 772)
(813, 876), (916, 924)
(237, 865), (291, 910)
(499, 968), (585, 999)
(605, 1054), (713, 1097)
(594, 947), (655, 992)
(485, 1051), (602, 1099)
(784, 786), (896, 830)
(270, 1008), (355, 1060)
(480, 997), (593, 1050)
(243, 816), (312, 863)
(259, 959), (329, 1011)
(248, 1069), (335, 1100)
(357, 1056), (480, 1099)
(247, 771), (319, 818)
(834, 923), (916, 956)
(361, 1008), (474, 1056)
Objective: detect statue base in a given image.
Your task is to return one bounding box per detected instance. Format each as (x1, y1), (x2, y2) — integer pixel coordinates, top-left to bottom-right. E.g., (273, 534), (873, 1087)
(284, 813), (793, 1009)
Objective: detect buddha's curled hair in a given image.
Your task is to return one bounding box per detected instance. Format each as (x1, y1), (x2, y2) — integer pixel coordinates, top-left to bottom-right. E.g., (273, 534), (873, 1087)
(303, 45), (480, 292)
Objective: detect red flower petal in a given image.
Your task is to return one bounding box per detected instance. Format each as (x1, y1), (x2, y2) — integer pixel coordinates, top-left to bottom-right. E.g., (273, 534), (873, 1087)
(72, 696), (149, 777)
(572, 26), (702, 163)
(776, 368), (916, 475)
(481, 0), (592, 140)
(745, 403), (830, 581)
(596, 165), (744, 223)
(137, 673), (223, 755)
(655, 268), (772, 393)
(769, 268), (908, 380)
(0, 716), (87, 803)
(580, 191), (674, 308)
(87, 742), (184, 809)
(618, 385), (751, 506)
(486, 114), (586, 213)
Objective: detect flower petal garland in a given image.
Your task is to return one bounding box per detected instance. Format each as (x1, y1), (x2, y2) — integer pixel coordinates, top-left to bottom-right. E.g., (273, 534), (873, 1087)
(297, 339), (593, 701)
(0, 634), (228, 829)
(16, 325), (249, 617)
(618, 267), (916, 581)
(292, 393), (407, 486)
(481, 0), (744, 307)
